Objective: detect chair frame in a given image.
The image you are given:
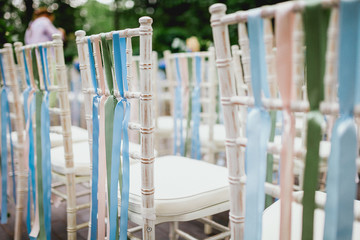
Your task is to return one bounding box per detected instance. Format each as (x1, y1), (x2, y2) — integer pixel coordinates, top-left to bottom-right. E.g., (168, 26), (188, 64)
(209, 2), (356, 239)
(163, 48), (221, 163)
(1, 43), (26, 239)
(75, 17), (155, 239)
(13, 34), (85, 240)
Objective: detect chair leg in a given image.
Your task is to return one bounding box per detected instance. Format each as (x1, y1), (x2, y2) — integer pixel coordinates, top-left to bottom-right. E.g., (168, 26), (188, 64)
(169, 221), (179, 240)
(204, 216), (213, 235)
(66, 172), (77, 240)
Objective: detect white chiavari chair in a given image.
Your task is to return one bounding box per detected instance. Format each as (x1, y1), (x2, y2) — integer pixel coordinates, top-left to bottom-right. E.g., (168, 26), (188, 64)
(231, 8), (331, 192)
(13, 35), (91, 239)
(210, 2), (360, 240)
(76, 17), (231, 240)
(163, 48), (225, 164)
(0, 43), (25, 238)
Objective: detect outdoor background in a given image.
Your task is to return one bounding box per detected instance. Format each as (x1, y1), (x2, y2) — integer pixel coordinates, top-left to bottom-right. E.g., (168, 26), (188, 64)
(0, 0), (284, 63)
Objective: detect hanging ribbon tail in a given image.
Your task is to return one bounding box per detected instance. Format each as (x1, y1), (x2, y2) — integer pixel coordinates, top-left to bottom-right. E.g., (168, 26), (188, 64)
(1, 88), (9, 224)
(302, 111), (323, 239)
(265, 110), (277, 208)
(3, 87), (16, 204)
(105, 96), (117, 227)
(23, 88), (31, 234)
(41, 92), (51, 240)
(36, 90), (46, 239)
(90, 96), (100, 240)
(3, 88), (16, 204)
(109, 101), (124, 240)
(174, 57), (184, 155)
(24, 90), (36, 235)
(324, 117), (357, 240)
(244, 108), (270, 240)
(191, 56), (202, 160)
(190, 87), (201, 160)
(279, 111), (295, 238)
(120, 101), (131, 240)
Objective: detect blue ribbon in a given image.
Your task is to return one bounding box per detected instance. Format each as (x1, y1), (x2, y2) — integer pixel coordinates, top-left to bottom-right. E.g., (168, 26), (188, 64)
(0, 88), (10, 223)
(114, 35), (128, 98)
(173, 57), (184, 155)
(119, 101), (130, 240)
(113, 32), (131, 240)
(324, 1), (359, 239)
(109, 101), (124, 240)
(243, 10), (271, 240)
(22, 50), (36, 234)
(88, 39), (100, 240)
(88, 38), (98, 94)
(0, 53), (16, 224)
(190, 56), (202, 159)
(39, 45), (52, 239)
(39, 46), (49, 91)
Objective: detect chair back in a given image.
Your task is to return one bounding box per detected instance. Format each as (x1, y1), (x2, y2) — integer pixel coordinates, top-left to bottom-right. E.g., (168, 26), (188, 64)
(14, 34), (75, 238)
(164, 49), (218, 160)
(209, 2), (358, 240)
(75, 16), (154, 239)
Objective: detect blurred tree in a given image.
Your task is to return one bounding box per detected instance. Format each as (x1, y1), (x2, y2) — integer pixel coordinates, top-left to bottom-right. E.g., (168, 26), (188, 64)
(0, 0), (287, 61)
(0, 0), (26, 45)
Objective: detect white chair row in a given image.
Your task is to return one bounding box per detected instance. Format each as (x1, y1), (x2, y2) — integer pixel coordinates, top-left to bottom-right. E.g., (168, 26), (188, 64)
(74, 16), (233, 240)
(210, 1), (360, 240)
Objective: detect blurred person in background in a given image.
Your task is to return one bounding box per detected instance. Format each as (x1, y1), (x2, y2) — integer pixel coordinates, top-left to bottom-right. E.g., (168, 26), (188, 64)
(186, 36), (200, 52)
(25, 7), (65, 44)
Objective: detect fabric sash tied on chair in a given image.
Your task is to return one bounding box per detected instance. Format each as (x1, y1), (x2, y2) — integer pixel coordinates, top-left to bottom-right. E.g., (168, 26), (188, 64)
(324, 1), (359, 239)
(302, 2), (330, 239)
(111, 33), (131, 240)
(0, 52), (16, 224)
(190, 56), (202, 159)
(39, 45), (52, 240)
(244, 9), (271, 240)
(173, 57), (185, 155)
(88, 38), (101, 240)
(275, 4), (296, 240)
(22, 49), (36, 235)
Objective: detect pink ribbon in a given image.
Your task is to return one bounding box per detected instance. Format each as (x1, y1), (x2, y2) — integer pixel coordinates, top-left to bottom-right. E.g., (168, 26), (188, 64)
(275, 4), (296, 240)
(93, 38), (108, 239)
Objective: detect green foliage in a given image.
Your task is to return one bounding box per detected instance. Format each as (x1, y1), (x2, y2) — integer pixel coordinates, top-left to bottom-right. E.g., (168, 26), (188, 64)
(0, 0), (287, 62)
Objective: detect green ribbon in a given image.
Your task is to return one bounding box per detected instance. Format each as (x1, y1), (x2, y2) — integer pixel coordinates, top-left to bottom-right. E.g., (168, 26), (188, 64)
(101, 35), (122, 239)
(302, 2), (329, 239)
(36, 90), (45, 239)
(184, 57), (193, 156)
(265, 110), (276, 208)
(31, 47), (45, 239)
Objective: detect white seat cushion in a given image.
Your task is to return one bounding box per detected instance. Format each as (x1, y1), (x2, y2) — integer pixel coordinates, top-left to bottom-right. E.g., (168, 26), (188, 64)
(51, 141), (144, 176)
(128, 155), (229, 217)
(10, 126), (88, 148)
(262, 191), (360, 240)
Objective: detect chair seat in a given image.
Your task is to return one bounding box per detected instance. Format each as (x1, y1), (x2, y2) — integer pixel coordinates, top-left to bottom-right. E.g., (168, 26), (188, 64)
(10, 126), (88, 148)
(51, 141), (144, 176)
(262, 191), (360, 240)
(128, 156), (229, 217)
